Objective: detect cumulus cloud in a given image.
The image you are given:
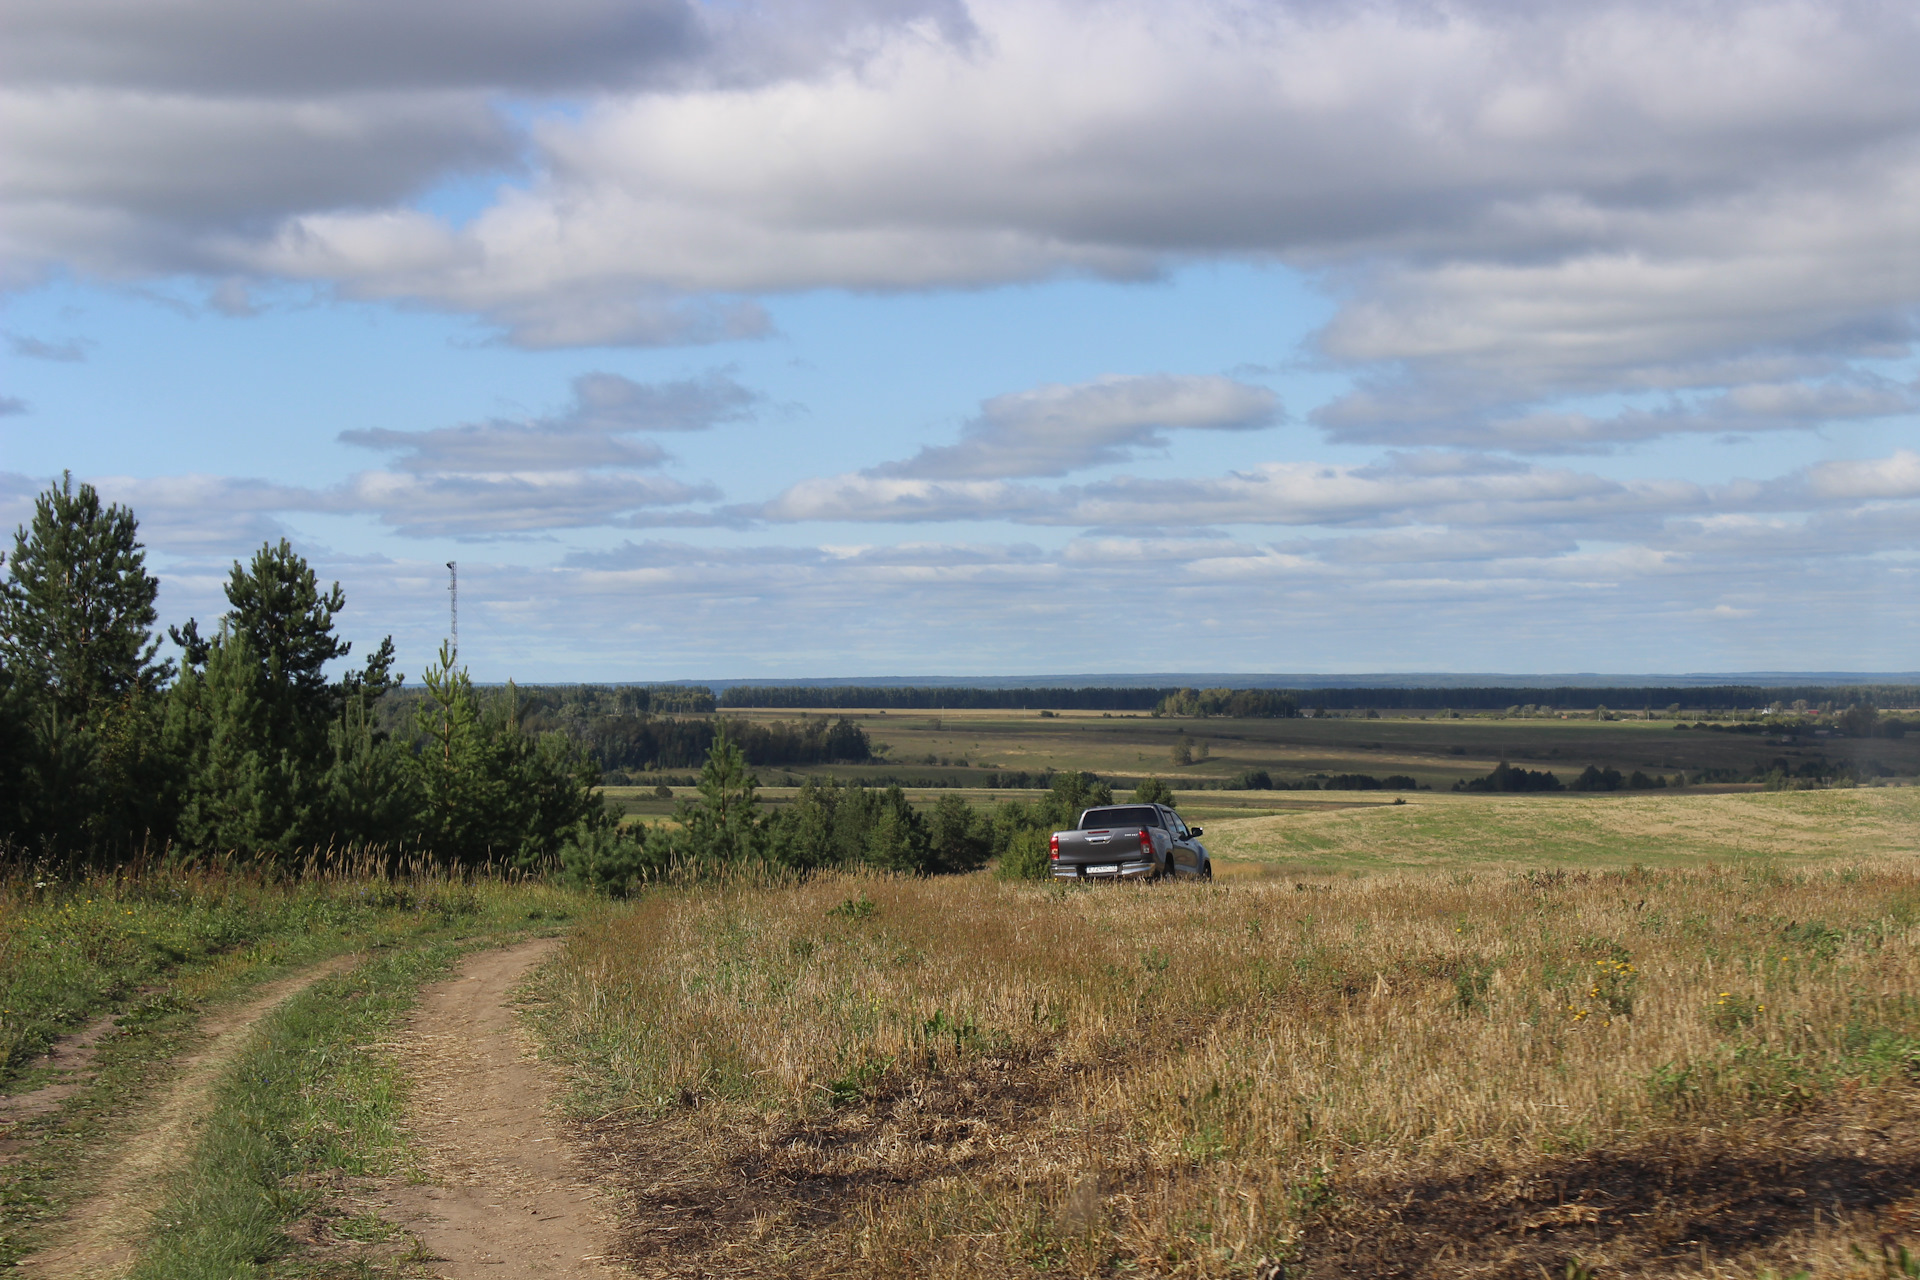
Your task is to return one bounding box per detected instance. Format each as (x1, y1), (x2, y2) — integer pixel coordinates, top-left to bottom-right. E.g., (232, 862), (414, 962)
(340, 370), (756, 473)
(182, 0), (1919, 398)
(1802, 449), (1920, 502)
(331, 469), (718, 538)
(0, 0), (702, 97)
(0, 0), (1911, 391)
(0, 0), (962, 294)
(90, 468), (721, 542)
(41, 438), (1920, 675)
(880, 375), (1278, 479)
(753, 373), (1278, 519)
(217, 504), (1916, 679)
(70, 372), (750, 541)
(758, 450), (1691, 531)
(1317, 374), (1919, 453)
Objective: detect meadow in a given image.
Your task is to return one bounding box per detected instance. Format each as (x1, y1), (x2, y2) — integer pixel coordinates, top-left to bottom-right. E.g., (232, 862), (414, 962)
(6, 770), (1919, 1277)
(601, 709), (1920, 820)
(529, 825), (1920, 1278)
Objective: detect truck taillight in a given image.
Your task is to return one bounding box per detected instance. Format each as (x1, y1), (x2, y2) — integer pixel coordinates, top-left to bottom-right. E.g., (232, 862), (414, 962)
(1049, 833), (1059, 860)
(1138, 828), (1152, 856)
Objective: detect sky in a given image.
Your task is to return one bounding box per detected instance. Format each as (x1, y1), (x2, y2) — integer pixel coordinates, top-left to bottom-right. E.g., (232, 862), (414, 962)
(1, 0), (1916, 682)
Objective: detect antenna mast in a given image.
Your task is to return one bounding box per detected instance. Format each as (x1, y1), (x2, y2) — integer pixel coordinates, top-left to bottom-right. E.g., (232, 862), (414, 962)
(446, 561), (458, 662)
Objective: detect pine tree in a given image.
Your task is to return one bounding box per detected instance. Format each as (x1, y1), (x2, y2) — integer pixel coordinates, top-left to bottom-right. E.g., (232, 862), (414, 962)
(408, 648), (606, 866)
(167, 629), (312, 855)
(0, 473), (168, 722)
(165, 540), (405, 858)
(677, 728), (765, 869)
(172, 539), (397, 752)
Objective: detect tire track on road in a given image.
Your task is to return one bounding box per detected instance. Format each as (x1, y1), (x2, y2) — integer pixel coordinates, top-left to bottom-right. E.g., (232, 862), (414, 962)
(375, 939), (620, 1279)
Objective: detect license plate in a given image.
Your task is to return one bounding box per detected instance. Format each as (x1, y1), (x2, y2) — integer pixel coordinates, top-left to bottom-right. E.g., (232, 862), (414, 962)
(1088, 864), (1119, 875)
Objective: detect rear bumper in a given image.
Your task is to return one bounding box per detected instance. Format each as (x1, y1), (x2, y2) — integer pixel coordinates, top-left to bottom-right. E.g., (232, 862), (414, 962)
(1052, 858), (1157, 881)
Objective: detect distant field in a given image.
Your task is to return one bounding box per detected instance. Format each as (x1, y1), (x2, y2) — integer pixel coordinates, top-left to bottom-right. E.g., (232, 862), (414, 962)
(1202, 785), (1920, 875)
(693, 707), (1920, 791)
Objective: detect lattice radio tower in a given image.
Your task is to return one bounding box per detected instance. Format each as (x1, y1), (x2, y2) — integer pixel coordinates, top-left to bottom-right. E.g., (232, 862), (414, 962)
(446, 561), (458, 662)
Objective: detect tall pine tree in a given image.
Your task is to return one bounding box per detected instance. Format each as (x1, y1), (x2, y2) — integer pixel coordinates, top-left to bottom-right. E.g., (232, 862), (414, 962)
(167, 540), (402, 858)
(0, 474), (171, 853)
(0, 473), (168, 720)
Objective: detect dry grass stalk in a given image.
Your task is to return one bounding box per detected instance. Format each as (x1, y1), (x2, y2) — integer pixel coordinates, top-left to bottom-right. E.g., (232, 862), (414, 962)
(531, 858), (1920, 1278)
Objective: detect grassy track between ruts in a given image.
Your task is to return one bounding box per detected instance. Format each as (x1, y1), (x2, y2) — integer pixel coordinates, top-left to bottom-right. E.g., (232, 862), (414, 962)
(531, 854), (1920, 1279)
(0, 860), (594, 1272)
(127, 940), (467, 1279)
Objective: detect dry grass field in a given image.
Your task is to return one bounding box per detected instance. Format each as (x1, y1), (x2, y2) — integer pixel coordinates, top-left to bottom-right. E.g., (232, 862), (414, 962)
(1201, 787), (1920, 876)
(527, 793), (1920, 1279)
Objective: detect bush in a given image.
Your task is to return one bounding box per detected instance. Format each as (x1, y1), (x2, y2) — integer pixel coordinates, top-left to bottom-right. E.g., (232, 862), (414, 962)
(994, 828), (1053, 881)
(558, 822), (663, 897)
(1132, 775), (1177, 805)
(927, 794), (993, 873)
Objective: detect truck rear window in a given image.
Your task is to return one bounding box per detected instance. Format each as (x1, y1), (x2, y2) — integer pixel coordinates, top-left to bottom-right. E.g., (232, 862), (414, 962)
(1079, 806), (1164, 830)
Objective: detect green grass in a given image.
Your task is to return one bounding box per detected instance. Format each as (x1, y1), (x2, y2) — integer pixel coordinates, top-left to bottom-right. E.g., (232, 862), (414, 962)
(120, 880), (590, 1279)
(1204, 786), (1920, 875)
(0, 863), (594, 1273)
(127, 942), (452, 1280)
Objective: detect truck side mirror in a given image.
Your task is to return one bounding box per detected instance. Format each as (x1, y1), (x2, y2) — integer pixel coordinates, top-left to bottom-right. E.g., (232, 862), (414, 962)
(1188, 826), (1203, 837)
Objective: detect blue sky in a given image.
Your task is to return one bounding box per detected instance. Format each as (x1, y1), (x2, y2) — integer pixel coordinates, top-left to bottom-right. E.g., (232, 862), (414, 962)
(2, 0), (1917, 682)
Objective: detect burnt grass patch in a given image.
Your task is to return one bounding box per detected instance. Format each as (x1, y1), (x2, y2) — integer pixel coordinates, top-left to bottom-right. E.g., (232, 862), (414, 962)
(572, 1051), (1063, 1275)
(570, 1086), (1920, 1278)
(1298, 1097), (1920, 1279)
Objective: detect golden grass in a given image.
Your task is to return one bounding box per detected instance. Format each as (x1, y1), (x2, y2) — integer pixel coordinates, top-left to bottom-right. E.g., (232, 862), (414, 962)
(1203, 786), (1920, 874)
(530, 852), (1920, 1278)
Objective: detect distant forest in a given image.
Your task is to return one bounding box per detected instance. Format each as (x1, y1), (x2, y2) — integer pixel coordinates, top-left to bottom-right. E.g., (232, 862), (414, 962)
(706, 683), (1919, 712)
(718, 685), (1171, 711)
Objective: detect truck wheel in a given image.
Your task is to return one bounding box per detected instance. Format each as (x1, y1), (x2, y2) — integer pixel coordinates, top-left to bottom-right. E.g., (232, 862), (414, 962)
(1197, 859), (1213, 881)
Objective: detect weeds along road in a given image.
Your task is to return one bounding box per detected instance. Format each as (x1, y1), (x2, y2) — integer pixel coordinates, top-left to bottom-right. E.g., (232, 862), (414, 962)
(374, 939), (620, 1279)
(17, 953), (363, 1278)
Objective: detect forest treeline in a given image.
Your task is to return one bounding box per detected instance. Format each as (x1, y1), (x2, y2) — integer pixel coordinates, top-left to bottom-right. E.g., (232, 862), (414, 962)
(719, 685), (1171, 711)
(563, 759), (1158, 893)
(703, 682), (1918, 713)
(0, 476), (607, 865)
(525, 706), (870, 771)
(0, 476), (993, 883)
(716, 684), (1302, 718)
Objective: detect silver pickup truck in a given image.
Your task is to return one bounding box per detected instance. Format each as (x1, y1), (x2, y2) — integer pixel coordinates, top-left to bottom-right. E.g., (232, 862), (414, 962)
(1049, 803), (1212, 881)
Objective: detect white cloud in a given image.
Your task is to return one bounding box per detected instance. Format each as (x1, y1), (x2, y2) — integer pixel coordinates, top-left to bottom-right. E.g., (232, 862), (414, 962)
(880, 375), (1278, 479)
(2, 0), (1912, 400)
(339, 370), (756, 473)
(1318, 374), (1919, 453)
(1803, 449), (1920, 502)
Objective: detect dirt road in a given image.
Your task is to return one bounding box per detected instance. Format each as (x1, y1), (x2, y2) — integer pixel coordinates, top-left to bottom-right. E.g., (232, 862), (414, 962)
(376, 939), (619, 1279)
(18, 953), (362, 1279)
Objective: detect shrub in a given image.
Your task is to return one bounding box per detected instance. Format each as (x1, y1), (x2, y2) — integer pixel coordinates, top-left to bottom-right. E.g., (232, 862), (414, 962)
(994, 828), (1053, 881)
(1132, 776), (1177, 805)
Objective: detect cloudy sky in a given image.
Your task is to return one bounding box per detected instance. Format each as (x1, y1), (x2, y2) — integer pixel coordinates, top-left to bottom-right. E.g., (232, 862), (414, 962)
(2, 0), (1916, 680)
